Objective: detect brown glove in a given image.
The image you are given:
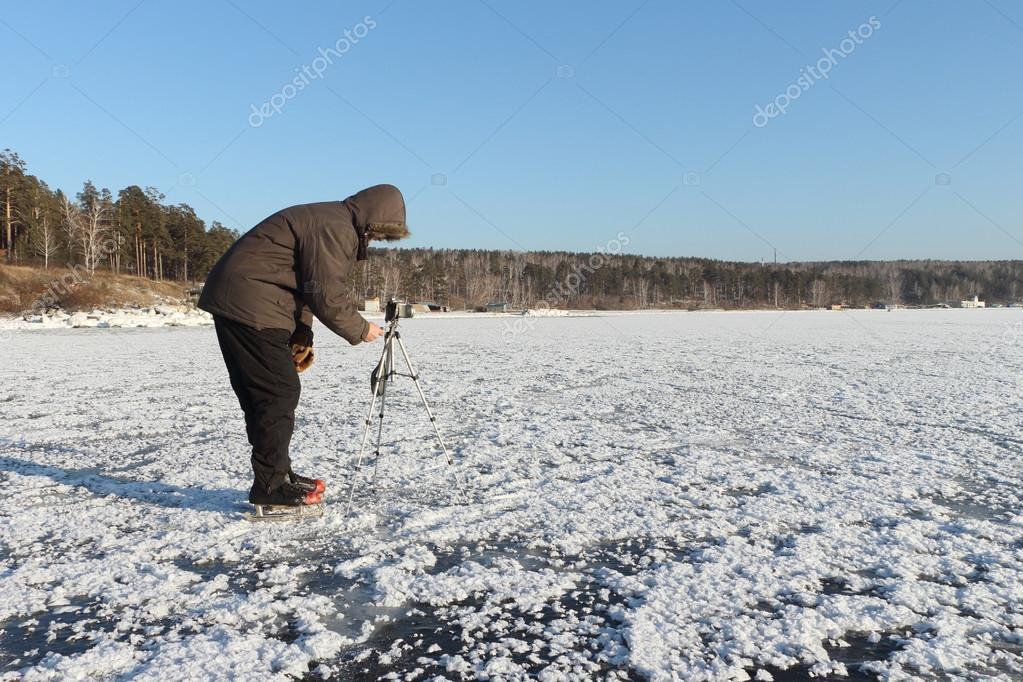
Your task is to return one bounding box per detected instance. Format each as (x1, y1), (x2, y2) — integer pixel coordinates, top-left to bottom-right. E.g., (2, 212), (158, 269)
(292, 345), (314, 373)
(289, 329), (314, 373)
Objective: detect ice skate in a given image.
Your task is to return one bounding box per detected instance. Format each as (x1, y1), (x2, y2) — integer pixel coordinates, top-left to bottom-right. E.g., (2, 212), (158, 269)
(246, 481), (323, 522)
(288, 470), (326, 495)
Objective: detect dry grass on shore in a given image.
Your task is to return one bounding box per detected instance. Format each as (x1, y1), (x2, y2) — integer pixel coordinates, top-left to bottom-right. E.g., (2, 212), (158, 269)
(0, 264), (188, 314)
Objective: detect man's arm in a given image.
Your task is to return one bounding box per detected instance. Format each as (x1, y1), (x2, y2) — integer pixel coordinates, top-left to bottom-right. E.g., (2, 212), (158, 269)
(297, 226), (370, 345)
(289, 304), (315, 371)
(293, 305), (314, 344)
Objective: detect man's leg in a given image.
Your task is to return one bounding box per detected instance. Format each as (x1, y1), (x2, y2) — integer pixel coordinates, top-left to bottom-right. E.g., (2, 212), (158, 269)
(213, 316), (300, 495)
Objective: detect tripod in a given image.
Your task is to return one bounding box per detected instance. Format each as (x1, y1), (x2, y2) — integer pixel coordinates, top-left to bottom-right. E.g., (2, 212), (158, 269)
(343, 314), (467, 518)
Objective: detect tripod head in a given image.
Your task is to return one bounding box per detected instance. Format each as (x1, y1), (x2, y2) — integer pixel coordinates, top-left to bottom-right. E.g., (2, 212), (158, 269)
(384, 297), (414, 323)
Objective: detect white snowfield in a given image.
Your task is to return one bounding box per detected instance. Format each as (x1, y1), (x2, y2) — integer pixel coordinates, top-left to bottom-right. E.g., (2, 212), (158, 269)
(0, 310), (1021, 681)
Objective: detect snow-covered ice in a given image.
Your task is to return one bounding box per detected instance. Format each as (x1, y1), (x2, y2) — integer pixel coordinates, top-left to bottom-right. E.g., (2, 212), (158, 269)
(1, 310), (1021, 681)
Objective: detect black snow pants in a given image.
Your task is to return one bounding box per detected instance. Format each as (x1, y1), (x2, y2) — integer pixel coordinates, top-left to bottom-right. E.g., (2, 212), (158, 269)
(213, 315), (299, 494)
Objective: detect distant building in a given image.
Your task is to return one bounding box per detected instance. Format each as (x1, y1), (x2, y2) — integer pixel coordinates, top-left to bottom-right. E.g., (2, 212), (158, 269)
(961, 295), (986, 309)
(363, 298), (380, 312)
(486, 302), (509, 313)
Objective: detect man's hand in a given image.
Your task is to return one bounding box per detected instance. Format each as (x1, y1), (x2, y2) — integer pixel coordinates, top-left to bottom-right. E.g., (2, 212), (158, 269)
(362, 323), (383, 342)
(289, 329), (314, 373)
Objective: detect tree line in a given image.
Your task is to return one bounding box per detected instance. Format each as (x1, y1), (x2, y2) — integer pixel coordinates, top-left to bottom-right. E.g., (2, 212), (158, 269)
(2, 148), (1018, 310)
(351, 249), (1021, 310)
(0, 149), (237, 282)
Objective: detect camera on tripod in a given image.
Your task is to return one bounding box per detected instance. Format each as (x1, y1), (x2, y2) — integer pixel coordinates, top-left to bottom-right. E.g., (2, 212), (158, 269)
(384, 297), (414, 323)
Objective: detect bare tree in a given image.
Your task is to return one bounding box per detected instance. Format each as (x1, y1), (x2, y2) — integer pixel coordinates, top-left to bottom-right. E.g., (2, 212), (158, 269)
(810, 278), (827, 307)
(475, 256), (492, 305)
(634, 276), (650, 309)
(63, 196), (110, 273)
(382, 249), (401, 299)
(25, 206), (59, 269)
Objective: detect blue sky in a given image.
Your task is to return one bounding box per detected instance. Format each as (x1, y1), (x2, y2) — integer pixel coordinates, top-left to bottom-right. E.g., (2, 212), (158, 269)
(2, 1), (1021, 261)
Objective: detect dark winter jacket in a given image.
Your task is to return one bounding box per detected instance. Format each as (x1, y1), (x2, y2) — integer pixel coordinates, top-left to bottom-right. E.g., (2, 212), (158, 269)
(198, 185), (406, 345)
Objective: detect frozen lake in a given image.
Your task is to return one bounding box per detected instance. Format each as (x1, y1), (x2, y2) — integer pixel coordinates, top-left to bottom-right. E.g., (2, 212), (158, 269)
(1, 310), (1022, 681)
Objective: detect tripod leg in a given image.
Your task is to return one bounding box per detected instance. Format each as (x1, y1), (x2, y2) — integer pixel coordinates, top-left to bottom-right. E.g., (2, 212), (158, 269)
(369, 385), (388, 486)
(344, 338), (391, 520)
(393, 334), (469, 504)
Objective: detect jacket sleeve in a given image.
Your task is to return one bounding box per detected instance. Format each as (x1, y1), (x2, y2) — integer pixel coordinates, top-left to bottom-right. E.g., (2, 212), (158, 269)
(294, 305), (314, 344)
(296, 225), (369, 345)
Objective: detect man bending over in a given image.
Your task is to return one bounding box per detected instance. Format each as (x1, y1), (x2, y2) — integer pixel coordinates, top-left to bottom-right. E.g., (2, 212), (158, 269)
(199, 184), (409, 509)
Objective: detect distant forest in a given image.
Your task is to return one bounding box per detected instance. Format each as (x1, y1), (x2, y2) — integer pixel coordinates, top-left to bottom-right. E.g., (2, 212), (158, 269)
(2, 148), (1019, 311)
(352, 250), (1021, 310)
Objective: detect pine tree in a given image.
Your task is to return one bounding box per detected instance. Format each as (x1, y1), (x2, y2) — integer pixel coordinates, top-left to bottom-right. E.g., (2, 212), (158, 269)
(0, 149), (27, 262)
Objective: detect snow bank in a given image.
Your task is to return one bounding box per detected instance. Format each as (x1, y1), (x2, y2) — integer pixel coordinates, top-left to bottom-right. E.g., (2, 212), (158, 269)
(0, 305), (212, 331)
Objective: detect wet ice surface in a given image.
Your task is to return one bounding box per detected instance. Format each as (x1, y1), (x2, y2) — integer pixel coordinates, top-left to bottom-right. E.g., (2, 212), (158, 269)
(2, 310), (1022, 681)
